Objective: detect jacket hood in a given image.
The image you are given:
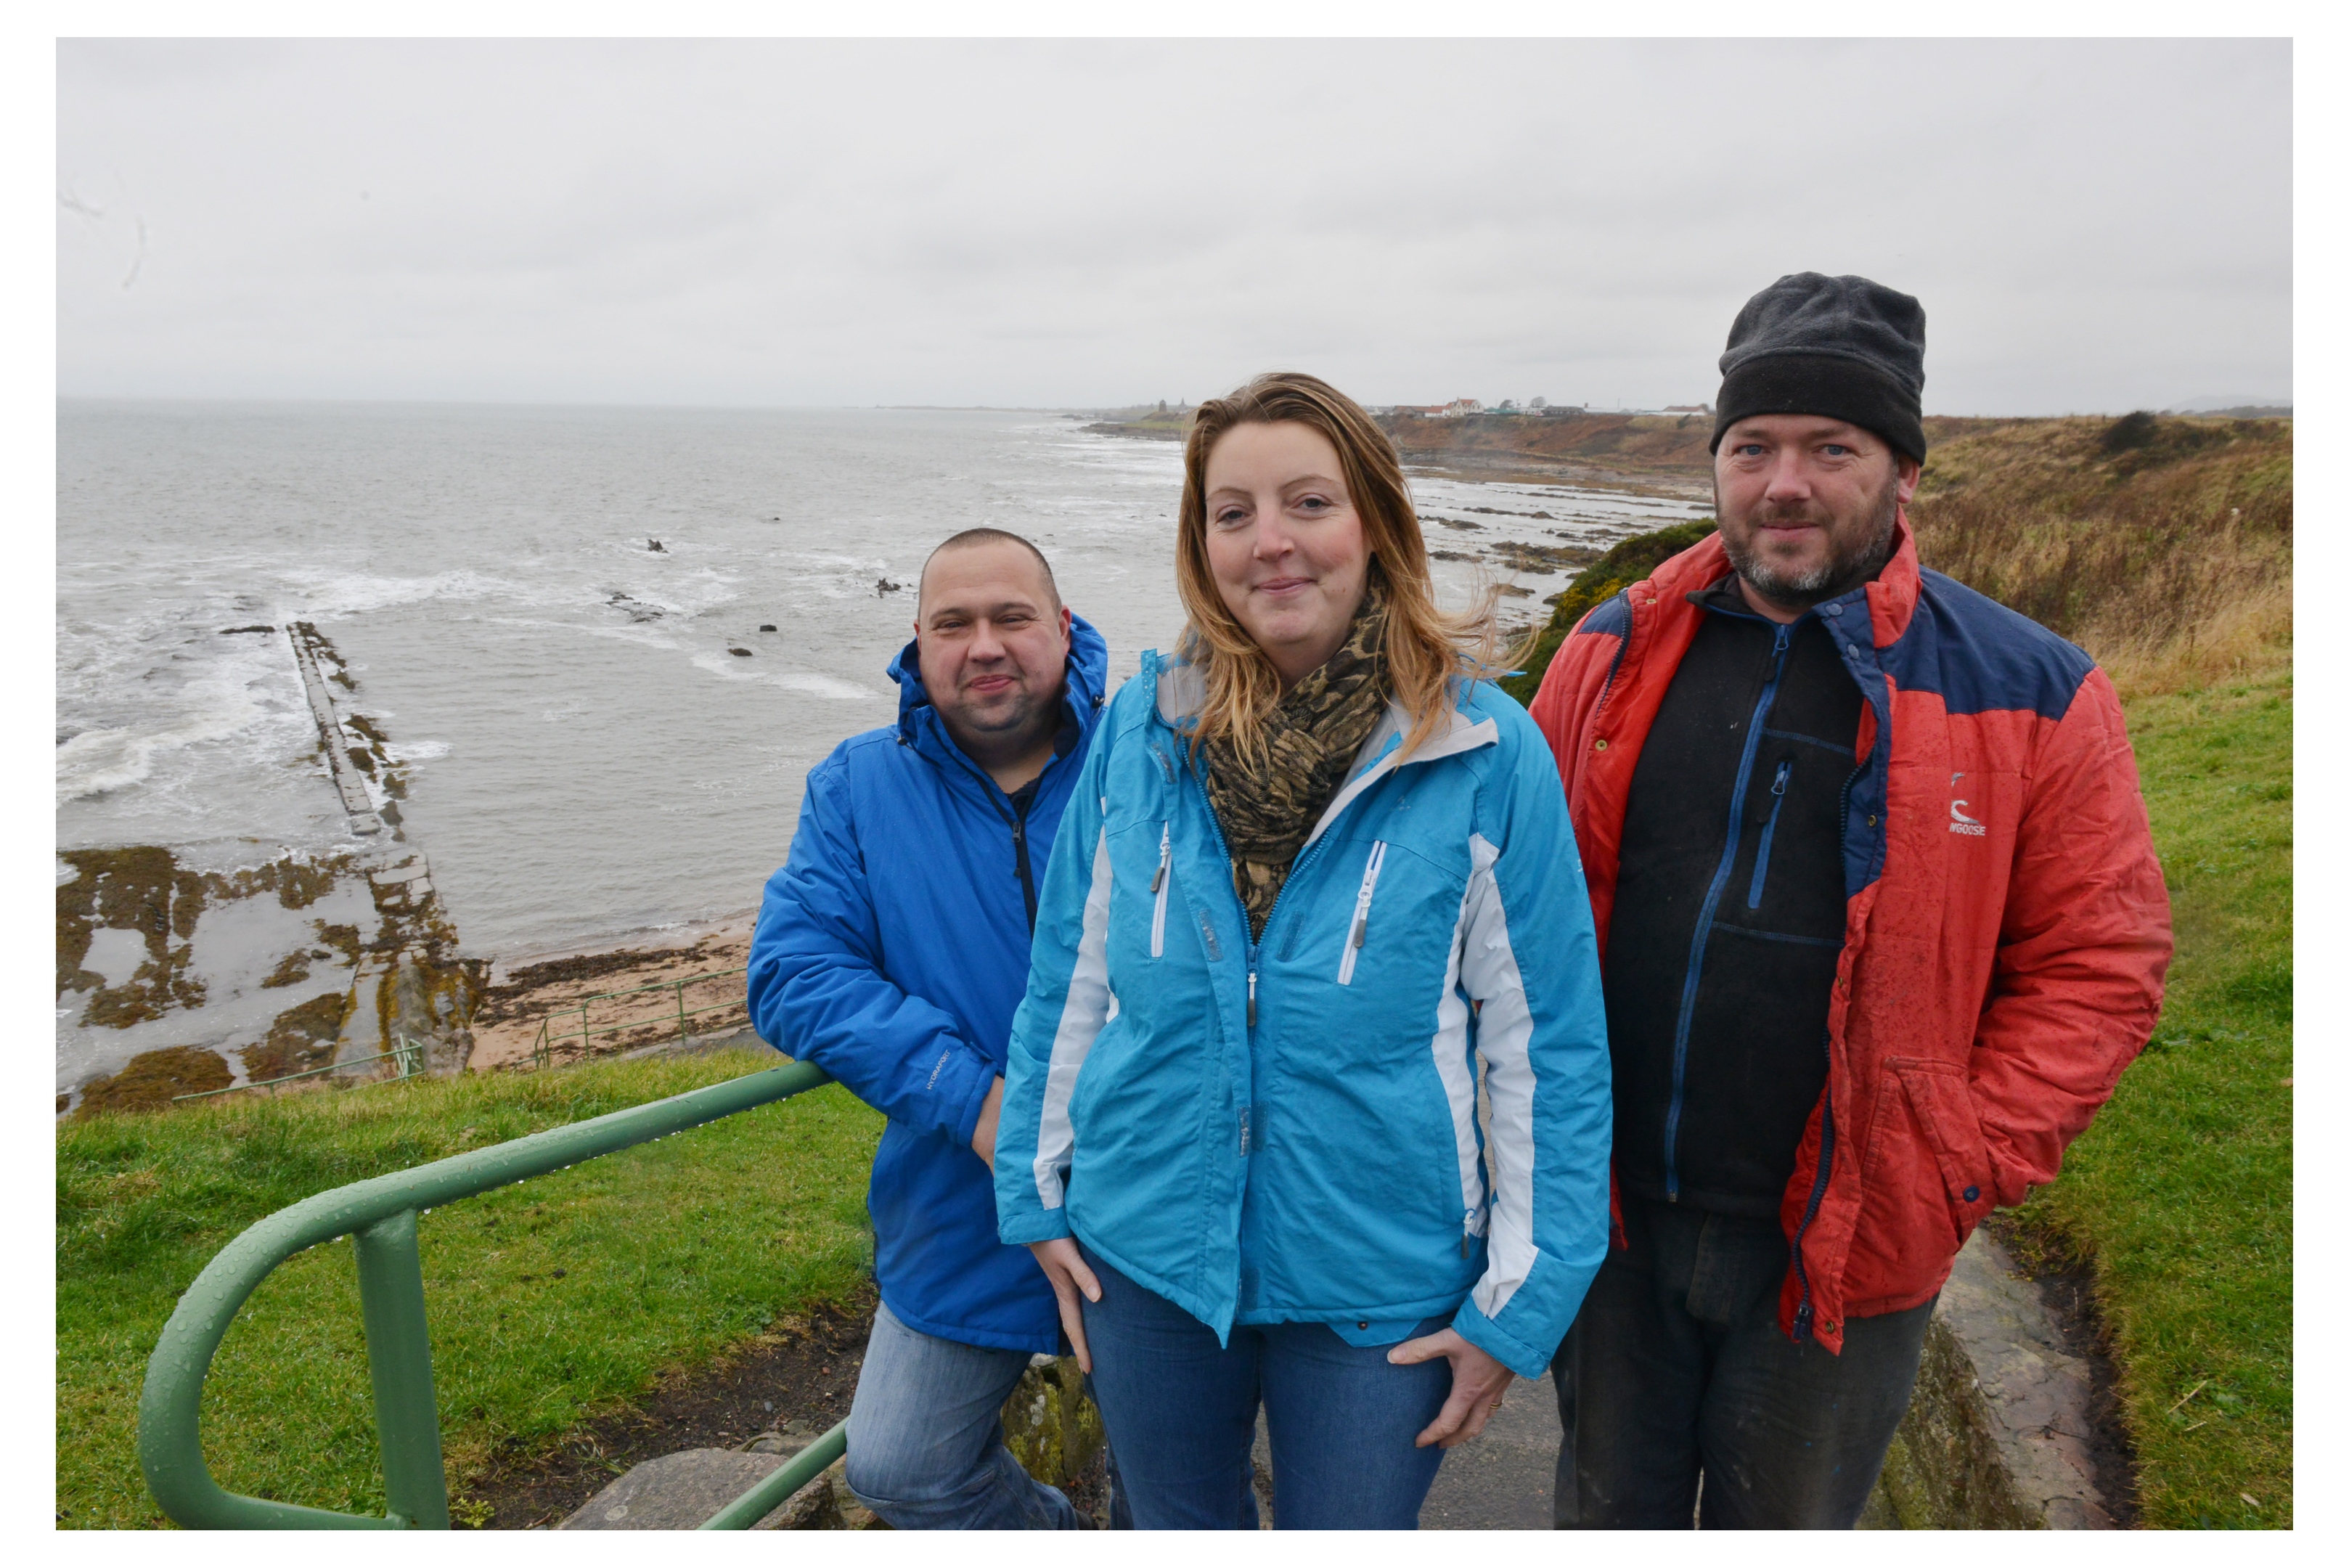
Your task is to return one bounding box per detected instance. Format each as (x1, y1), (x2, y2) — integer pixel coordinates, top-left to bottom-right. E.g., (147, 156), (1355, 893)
(889, 612), (1111, 747)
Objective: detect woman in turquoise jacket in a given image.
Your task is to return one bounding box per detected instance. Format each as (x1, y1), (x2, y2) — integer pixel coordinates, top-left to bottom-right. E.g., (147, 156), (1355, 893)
(992, 373), (1611, 1529)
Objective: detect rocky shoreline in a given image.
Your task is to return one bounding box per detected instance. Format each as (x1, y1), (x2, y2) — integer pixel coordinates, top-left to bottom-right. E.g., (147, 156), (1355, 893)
(468, 925), (759, 1071)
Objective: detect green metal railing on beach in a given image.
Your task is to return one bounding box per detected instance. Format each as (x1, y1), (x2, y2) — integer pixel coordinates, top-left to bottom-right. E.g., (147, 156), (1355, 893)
(136, 1058), (846, 1530)
(172, 1032), (431, 1104)
(162, 958), (751, 1106)
(527, 966), (751, 1070)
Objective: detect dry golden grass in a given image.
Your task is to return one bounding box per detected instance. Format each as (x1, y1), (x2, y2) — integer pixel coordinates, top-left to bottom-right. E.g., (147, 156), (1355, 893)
(1908, 414), (2292, 698)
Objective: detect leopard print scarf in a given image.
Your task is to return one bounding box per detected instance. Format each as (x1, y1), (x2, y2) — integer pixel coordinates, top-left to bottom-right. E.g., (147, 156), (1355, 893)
(1202, 595), (1391, 942)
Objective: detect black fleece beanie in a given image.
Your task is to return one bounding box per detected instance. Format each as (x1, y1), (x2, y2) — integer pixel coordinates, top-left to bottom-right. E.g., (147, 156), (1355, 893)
(1709, 272), (1927, 464)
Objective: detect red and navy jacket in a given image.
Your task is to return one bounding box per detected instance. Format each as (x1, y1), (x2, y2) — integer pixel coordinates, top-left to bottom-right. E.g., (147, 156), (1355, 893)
(1529, 518), (2172, 1352)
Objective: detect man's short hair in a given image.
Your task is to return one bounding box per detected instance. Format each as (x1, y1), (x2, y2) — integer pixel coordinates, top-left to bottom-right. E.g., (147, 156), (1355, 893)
(920, 528), (1061, 608)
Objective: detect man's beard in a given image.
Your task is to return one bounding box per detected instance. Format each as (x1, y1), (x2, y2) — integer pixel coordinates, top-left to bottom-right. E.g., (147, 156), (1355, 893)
(1716, 473), (1901, 612)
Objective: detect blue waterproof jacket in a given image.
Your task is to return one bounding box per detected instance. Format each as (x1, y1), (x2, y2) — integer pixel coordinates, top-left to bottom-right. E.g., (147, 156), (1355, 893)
(748, 616), (1108, 1352)
(993, 651), (1612, 1378)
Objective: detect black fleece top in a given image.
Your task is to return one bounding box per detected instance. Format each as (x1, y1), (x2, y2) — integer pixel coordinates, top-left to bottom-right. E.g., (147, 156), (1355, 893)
(1604, 573), (1864, 1217)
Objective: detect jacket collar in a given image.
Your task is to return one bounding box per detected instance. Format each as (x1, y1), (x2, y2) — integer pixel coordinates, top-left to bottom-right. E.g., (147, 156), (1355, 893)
(1151, 651), (1499, 849)
(888, 612), (1111, 764)
(1305, 698), (1496, 848)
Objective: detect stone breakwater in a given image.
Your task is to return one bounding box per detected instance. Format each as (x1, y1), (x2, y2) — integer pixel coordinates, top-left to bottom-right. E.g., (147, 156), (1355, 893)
(57, 623), (481, 1116)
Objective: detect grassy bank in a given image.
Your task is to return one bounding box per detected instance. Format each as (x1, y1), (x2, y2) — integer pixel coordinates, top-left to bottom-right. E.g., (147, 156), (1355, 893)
(2014, 668), (2291, 1527)
(56, 1050), (881, 1529)
(1503, 413), (2292, 1527)
(1914, 415), (2292, 1524)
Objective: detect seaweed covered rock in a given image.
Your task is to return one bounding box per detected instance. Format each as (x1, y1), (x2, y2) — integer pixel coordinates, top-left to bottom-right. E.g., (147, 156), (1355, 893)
(74, 1046), (233, 1116)
(998, 1353), (1106, 1490)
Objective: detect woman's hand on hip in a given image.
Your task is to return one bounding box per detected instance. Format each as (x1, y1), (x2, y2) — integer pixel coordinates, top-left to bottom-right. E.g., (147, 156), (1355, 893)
(1026, 1238), (1102, 1373)
(1388, 1328), (1515, 1448)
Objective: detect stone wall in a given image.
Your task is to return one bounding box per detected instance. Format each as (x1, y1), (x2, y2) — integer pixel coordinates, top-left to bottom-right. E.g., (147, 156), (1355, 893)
(1860, 1230), (2117, 1529)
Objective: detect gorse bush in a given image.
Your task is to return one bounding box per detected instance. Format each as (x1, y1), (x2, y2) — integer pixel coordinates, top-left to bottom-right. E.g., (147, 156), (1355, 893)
(1498, 518), (1719, 706)
(2101, 409), (2161, 455)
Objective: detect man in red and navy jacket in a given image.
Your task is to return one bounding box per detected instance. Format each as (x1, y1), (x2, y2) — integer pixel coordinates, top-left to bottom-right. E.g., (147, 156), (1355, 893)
(1528, 272), (2172, 1528)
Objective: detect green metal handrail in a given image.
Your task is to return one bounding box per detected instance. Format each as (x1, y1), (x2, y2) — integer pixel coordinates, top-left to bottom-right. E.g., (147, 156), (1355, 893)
(138, 1058), (837, 1530)
(697, 1424), (851, 1530)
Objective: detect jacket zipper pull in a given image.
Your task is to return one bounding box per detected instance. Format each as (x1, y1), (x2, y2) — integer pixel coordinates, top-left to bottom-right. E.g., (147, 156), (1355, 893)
(1151, 826), (1169, 893)
(1247, 970), (1258, 1027)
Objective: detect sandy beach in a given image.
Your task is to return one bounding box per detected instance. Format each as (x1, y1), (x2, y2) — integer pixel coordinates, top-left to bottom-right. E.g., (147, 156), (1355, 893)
(467, 921), (760, 1071)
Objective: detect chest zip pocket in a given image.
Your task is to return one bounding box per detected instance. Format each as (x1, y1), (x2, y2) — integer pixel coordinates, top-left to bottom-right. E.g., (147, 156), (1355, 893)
(1336, 841), (1389, 986)
(1747, 760), (1793, 910)
(1150, 825), (1172, 957)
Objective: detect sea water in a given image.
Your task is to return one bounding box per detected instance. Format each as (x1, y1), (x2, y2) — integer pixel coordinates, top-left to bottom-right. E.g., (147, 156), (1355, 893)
(57, 401), (1707, 968)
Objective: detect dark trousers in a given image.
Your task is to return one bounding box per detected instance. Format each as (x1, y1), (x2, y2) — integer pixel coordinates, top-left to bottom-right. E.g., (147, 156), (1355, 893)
(1551, 1197), (1935, 1529)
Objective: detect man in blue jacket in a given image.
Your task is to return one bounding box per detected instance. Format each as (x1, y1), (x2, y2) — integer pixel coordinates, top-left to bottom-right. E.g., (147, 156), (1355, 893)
(748, 527), (1111, 1530)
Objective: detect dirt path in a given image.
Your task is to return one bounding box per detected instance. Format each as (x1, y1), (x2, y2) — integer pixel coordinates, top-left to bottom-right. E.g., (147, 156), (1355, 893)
(459, 1293), (874, 1529)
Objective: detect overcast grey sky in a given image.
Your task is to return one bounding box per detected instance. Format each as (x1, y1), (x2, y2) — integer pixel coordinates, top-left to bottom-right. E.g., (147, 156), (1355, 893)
(57, 38), (2291, 415)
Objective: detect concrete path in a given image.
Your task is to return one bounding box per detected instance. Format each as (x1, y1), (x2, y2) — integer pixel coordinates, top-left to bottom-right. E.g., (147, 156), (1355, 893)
(1419, 1371), (1561, 1529)
(1246, 1373), (1561, 1529)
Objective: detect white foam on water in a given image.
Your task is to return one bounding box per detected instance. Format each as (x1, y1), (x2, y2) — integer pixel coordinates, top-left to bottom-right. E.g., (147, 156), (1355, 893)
(488, 613), (685, 654)
(688, 650), (764, 681)
(266, 566), (528, 621)
(773, 672), (883, 701)
(54, 660), (279, 804)
(685, 652), (875, 701)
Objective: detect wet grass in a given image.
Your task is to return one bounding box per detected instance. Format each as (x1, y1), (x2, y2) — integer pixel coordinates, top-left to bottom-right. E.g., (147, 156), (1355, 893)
(55, 1049), (881, 1529)
(2011, 669), (2293, 1527)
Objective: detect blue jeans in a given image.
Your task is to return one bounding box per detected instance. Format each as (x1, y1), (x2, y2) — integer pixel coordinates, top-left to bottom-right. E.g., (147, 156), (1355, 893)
(1551, 1197), (1937, 1528)
(843, 1301), (1082, 1530)
(1076, 1244), (1452, 1530)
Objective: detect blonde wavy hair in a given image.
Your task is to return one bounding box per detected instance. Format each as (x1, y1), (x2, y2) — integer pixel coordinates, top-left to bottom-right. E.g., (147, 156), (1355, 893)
(1174, 371), (1504, 765)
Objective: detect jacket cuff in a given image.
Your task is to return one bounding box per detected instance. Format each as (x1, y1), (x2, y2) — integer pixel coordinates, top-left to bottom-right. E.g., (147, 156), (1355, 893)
(995, 1206), (1074, 1246)
(1450, 1297), (1557, 1381)
(951, 1061), (1000, 1156)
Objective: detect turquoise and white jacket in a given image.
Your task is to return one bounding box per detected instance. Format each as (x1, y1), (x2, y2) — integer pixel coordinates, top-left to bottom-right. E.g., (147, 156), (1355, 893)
(993, 650), (1612, 1379)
